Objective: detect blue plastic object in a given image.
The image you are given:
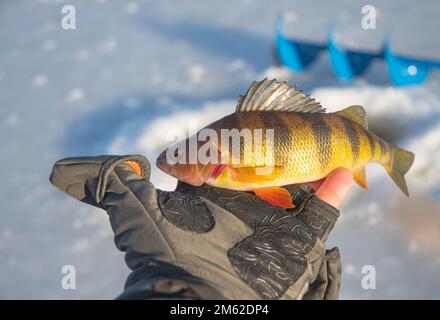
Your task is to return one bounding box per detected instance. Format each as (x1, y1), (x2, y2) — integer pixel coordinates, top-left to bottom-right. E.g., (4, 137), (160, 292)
(384, 39), (440, 86)
(275, 15), (440, 86)
(327, 28), (382, 81)
(275, 16), (325, 72)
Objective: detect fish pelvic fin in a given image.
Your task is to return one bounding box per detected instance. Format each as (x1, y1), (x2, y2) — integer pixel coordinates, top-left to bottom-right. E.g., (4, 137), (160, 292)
(353, 166), (368, 189)
(384, 145), (415, 196)
(252, 186), (294, 208)
(336, 105), (368, 128)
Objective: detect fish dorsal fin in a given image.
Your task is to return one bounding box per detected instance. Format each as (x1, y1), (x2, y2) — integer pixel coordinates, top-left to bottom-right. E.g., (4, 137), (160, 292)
(236, 78), (325, 113)
(336, 105), (368, 128)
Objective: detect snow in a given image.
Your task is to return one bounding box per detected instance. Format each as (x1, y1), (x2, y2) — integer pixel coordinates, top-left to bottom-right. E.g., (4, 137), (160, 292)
(31, 74), (48, 87)
(1, 0), (439, 299)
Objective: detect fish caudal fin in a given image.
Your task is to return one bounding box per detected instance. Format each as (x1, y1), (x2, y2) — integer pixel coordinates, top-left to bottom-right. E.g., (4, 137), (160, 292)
(385, 146), (415, 196)
(252, 187), (294, 208)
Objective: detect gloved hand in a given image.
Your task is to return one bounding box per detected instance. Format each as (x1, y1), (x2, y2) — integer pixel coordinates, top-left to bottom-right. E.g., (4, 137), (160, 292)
(49, 154), (348, 300)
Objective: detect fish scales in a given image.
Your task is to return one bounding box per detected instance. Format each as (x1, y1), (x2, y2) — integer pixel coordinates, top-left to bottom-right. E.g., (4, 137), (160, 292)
(208, 112), (380, 187)
(156, 78), (415, 208)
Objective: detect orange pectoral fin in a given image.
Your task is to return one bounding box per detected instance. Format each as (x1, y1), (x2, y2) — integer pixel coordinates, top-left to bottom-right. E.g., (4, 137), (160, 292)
(252, 187), (294, 208)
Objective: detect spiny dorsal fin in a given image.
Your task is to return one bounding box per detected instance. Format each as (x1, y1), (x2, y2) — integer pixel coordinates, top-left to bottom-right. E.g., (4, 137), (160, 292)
(336, 105), (368, 128)
(236, 78), (325, 113)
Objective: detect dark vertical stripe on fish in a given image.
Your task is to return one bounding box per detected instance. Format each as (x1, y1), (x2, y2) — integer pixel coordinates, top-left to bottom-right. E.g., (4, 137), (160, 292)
(276, 112), (294, 161)
(378, 139), (386, 158)
(341, 117), (360, 167)
(366, 132), (376, 160)
(384, 142), (392, 161)
(305, 113), (332, 172)
(221, 113), (240, 164)
(261, 112), (290, 166)
(255, 113), (266, 165)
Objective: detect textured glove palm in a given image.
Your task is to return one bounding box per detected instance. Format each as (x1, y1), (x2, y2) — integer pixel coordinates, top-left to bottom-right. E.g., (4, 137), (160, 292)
(50, 155), (341, 300)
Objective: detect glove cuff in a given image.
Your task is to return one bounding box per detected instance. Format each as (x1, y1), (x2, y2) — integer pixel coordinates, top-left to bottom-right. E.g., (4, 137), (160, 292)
(295, 194), (340, 242)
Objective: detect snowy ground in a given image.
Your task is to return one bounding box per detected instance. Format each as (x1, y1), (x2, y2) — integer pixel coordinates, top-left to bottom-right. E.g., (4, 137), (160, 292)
(1, 0), (440, 299)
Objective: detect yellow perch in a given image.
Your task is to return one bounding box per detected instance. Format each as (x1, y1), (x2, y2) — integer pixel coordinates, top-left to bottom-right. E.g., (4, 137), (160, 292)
(156, 78), (415, 208)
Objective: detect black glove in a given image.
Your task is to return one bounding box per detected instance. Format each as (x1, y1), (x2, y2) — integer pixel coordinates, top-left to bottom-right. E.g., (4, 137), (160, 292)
(50, 154), (341, 300)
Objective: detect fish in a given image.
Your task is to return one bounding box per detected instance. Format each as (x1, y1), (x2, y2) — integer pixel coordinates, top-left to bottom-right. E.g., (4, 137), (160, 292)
(156, 78), (415, 208)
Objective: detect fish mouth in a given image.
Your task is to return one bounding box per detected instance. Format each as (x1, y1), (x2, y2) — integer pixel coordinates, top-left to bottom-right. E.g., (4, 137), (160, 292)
(156, 151), (171, 171)
(156, 158), (165, 171)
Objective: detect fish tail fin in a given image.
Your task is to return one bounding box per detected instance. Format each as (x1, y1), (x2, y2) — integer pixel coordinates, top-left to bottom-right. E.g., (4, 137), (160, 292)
(384, 145), (415, 196)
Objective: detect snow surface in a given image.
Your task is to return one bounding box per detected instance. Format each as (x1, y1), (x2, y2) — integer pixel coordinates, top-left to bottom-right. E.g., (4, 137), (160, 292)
(1, 0), (440, 299)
